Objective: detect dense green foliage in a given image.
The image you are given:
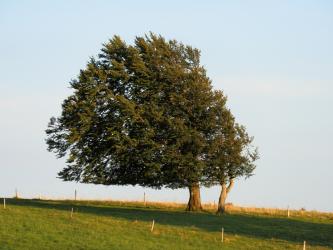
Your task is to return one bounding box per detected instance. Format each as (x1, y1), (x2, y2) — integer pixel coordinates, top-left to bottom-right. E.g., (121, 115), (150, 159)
(46, 33), (258, 210)
(205, 117), (258, 186)
(46, 34), (216, 188)
(0, 199), (332, 250)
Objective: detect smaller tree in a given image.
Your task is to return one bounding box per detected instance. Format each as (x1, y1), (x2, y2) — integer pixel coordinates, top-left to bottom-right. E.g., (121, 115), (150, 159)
(205, 93), (259, 214)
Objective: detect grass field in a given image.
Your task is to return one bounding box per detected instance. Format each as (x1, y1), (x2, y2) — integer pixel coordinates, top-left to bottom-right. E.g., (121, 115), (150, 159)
(0, 199), (332, 250)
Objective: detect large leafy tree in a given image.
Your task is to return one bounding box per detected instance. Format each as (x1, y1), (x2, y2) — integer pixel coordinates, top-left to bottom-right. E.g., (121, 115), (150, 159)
(46, 33), (257, 211)
(46, 34), (215, 210)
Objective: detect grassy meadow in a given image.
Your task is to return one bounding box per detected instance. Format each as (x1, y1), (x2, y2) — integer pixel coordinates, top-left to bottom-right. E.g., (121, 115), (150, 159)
(0, 198), (332, 250)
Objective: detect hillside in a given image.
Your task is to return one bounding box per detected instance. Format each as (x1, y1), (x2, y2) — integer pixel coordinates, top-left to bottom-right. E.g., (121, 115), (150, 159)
(0, 199), (332, 249)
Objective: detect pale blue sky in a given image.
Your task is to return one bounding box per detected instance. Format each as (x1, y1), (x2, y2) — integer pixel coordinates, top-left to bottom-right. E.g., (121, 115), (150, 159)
(1, 0), (332, 211)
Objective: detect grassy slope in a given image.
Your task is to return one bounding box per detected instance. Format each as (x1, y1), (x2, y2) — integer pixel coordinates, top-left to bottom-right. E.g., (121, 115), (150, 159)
(0, 199), (332, 250)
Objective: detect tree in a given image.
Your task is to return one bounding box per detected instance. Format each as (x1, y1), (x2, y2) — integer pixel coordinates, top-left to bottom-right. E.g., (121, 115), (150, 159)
(46, 33), (256, 212)
(46, 34), (221, 210)
(204, 93), (259, 213)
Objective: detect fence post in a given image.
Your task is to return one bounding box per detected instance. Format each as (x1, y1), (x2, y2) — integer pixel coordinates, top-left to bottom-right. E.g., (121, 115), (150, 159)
(303, 241), (306, 250)
(74, 189), (77, 201)
(144, 192), (146, 206)
(3, 198), (5, 209)
(151, 220), (155, 232)
(221, 227), (224, 242)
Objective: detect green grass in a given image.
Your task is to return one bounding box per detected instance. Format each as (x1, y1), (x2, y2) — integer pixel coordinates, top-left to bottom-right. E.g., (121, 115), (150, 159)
(0, 199), (332, 250)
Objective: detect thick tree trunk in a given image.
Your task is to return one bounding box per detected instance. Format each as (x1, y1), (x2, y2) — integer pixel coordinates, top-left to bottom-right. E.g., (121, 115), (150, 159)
(186, 183), (202, 211)
(217, 179), (234, 214)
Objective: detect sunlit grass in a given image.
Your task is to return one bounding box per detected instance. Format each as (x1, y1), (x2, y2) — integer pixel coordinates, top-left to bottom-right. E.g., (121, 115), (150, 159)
(0, 198), (332, 250)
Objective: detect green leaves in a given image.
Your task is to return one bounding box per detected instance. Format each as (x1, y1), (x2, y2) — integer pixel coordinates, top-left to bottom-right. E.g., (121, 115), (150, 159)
(46, 33), (258, 191)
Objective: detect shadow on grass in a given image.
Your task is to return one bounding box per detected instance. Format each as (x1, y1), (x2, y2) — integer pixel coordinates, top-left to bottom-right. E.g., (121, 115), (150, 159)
(7, 198), (333, 247)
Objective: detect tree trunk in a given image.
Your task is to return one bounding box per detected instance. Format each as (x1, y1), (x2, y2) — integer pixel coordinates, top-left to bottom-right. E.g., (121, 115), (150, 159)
(186, 183), (202, 211)
(217, 179), (234, 214)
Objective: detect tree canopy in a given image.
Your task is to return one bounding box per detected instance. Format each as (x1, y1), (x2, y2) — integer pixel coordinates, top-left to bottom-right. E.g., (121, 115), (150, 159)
(46, 33), (258, 211)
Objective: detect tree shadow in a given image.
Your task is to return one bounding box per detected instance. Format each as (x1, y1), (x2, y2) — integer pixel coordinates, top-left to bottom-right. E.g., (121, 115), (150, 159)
(7, 199), (333, 247)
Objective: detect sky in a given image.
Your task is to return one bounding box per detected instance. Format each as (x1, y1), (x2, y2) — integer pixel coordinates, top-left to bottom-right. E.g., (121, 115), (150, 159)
(1, 0), (332, 211)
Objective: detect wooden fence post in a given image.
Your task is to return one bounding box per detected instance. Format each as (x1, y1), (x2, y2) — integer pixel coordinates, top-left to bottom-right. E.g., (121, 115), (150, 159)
(144, 192), (146, 207)
(221, 227), (224, 242)
(151, 220), (155, 232)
